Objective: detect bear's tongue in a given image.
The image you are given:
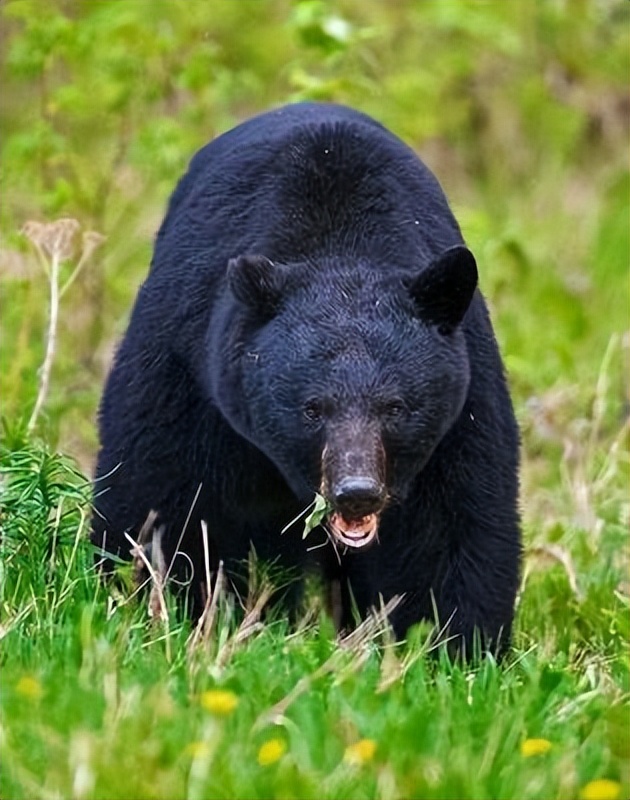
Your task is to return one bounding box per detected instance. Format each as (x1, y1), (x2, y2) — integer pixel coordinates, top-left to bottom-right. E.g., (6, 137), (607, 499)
(329, 512), (379, 549)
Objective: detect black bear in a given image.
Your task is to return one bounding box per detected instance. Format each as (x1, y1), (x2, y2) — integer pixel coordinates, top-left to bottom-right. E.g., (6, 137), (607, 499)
(92, 103), (521, 656)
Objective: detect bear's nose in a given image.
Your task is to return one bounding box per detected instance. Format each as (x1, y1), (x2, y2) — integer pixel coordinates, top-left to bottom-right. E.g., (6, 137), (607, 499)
(331, 477), (386, 519)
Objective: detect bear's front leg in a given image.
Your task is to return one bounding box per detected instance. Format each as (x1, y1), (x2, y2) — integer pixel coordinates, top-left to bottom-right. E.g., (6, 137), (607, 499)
(432, 534), (522, 659)
(329, 500), (520, 657)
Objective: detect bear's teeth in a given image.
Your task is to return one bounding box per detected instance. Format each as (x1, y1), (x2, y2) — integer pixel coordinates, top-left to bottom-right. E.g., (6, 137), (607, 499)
(329, 513), (379, 548)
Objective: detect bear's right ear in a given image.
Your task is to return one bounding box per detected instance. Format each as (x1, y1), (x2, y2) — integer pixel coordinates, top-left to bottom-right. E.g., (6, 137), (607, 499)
(408, 245), (478, 334)
(227, 254), (287, 317)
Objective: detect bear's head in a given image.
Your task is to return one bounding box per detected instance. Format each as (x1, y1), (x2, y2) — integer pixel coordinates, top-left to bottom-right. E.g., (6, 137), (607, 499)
(211, 245), (477, 550)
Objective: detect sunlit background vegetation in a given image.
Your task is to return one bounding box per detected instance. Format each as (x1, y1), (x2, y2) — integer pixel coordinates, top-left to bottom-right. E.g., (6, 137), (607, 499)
(1, 2), (628, 799)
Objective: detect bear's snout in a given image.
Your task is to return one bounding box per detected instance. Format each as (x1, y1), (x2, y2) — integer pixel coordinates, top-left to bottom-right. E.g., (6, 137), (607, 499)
(320, 421), (387, 549)
(321, 421), (386, 507)
(331, 476), (386, 519)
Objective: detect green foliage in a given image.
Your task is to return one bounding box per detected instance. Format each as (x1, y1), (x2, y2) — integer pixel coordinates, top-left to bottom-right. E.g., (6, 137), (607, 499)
(0, 425), (93, 612)
(0, 1), (628, 798)
(0, 537), (628, 799)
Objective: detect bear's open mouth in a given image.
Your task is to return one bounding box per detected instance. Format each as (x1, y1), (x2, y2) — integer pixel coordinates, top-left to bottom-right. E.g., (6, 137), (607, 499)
(328, 512), (379, 549)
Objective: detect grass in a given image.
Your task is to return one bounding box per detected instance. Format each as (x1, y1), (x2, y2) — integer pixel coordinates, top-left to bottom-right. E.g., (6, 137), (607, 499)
(1, 561), (627, 800)
(1, 597), (628, 800)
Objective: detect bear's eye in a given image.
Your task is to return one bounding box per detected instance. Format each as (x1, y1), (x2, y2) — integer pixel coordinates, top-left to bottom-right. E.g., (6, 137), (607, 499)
(383, 399), (406, 420)
(303, 399), (324, 424)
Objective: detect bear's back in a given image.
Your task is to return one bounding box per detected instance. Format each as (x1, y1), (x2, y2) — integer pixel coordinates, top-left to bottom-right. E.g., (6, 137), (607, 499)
(160, 104), (383, 229)
(153, 103), (461, 275)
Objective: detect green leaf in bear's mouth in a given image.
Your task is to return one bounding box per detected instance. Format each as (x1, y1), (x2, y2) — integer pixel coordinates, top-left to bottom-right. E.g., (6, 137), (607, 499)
(281, 493), (333, 539)
(302, 492), (333, 539)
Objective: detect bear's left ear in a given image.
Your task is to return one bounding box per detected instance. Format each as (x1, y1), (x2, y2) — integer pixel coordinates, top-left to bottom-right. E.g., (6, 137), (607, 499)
(408, 245), (478, 334)
(227, 254), (287, 317)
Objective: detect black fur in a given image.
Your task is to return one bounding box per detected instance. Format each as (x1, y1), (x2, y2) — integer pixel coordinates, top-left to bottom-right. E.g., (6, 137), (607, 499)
(92, 103), (521, 656)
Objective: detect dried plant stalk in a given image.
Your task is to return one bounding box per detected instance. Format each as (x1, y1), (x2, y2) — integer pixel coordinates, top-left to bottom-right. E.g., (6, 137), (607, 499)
(22, 218), (104, 432)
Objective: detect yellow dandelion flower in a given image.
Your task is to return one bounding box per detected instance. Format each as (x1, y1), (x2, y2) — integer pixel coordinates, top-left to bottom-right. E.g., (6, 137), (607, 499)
(344, 738), (377, 765)
(520, 738), (552, 757)
(185, 741), (210, 759)
(257, 738), (287, 766)
(580, 779), (621, 800)
(200, 689), (238, 716)
(15, 676), (43, 700)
